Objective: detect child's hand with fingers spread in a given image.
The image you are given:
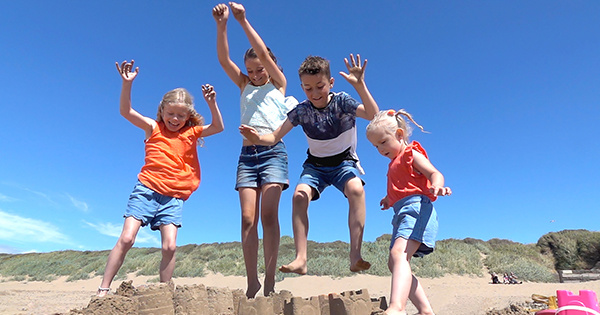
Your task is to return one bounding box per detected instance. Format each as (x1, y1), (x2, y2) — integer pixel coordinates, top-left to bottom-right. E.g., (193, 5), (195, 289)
(339, 54), (367, 86)
(212, 3), (229, 23)
(229, 2), (246, 21)
(116, 60), (139, 82)
(202, 84), (216, 103)
(239, 124), (260, 143)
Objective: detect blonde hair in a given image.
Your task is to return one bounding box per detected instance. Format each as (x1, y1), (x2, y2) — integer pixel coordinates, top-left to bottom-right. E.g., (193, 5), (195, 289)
(157, 88), (204, 127)
(366, 109), (426, 142)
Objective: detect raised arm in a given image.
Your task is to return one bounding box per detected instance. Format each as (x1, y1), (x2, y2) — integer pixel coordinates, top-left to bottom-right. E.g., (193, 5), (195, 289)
(212, 3), (249, 90)
(239, 119), (293, 146)
(339, 54), (379, 120)
(116, 60), (155, 138)
(229, 2), (286, 94)
(200, 84), (225, 137)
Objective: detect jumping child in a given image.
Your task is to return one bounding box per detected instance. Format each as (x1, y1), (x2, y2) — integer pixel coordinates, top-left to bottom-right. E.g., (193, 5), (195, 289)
(212, 2), (297, 298)
(365, 109), (451, 315)
(97, 60), (224, 297)
(240, 54), (378, 275)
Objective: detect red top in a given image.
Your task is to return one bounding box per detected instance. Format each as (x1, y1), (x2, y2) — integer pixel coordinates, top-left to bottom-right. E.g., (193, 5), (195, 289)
(138, 122), (204, 200)
(387, 141), (437, 205)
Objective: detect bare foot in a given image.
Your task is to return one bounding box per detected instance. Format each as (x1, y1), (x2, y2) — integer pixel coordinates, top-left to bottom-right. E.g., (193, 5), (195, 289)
(350, 258), (371, 272)
(246, 281), (261, 298)
(264, 278), (275, 297)
(279, 259), (307, 275)
(96, 287), (110, 297)
(384, 310), (407, 315)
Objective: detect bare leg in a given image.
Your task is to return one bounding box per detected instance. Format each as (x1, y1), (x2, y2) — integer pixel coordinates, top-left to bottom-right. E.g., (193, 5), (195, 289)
(408, 275), (435, 315)
(386, 238), (434, 315)
(98, 217), (142, 297)
(239, 187), (261, 298)
(344, 177), (370, 272)
(260, 183), (283, 296)
(158, 224), (178, 282)
(279, 184), (313, 275)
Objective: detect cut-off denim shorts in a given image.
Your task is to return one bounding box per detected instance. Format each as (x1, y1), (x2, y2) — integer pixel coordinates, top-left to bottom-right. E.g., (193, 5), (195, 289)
(235, 141), (289, 191)
(297, 160), (364, 201)
(390, 194), (438, 257)
(124, 181), (184, 231)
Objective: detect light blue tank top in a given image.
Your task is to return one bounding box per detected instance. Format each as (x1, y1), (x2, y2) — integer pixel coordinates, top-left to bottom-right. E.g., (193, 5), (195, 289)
(240, 82), (297, 136)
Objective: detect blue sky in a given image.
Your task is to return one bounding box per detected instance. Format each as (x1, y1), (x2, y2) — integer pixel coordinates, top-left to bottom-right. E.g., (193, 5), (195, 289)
(1, 1), (599, 254)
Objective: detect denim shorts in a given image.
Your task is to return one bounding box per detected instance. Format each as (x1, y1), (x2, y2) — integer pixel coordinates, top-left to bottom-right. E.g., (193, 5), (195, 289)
(297, 160), (364, 201)
(390, 195), (438, 257)
(235, 141), (289, 191)
(124, 181), (184, 231)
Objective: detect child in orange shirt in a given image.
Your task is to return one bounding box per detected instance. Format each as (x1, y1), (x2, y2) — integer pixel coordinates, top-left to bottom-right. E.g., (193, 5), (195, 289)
(97, 60), (224, 297)
(366, 109), (451, 315)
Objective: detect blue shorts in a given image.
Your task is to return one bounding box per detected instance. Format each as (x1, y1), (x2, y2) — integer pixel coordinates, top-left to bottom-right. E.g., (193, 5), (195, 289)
(390, 195), (438, 257)
(297, 160), (364, 201)
(235, 141), (289, 191)
(124, 181), (184, 231)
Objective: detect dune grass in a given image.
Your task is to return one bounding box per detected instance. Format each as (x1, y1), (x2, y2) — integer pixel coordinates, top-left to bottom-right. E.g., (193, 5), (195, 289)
(2, 230), (597, 283)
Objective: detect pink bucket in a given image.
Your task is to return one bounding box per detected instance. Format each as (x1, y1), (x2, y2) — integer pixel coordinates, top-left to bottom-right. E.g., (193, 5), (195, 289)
(555, 290), (600, 315)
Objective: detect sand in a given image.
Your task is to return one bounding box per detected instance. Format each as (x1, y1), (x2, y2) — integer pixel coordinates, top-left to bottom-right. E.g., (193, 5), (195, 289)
(1, 273), (600, 315)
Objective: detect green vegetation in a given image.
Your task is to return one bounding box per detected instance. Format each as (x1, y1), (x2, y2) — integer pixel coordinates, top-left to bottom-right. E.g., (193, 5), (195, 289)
(1, 230), (598, 283)
(537, 229), (600, 270)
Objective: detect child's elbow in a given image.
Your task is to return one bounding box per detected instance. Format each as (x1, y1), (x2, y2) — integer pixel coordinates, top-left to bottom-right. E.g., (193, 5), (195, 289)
(361, 111), (376, 121)
(119, 108), (130, 118)
(215, 122), (225, 134)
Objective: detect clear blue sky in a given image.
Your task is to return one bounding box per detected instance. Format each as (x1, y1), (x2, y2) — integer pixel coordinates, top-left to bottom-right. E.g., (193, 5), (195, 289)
(1, 1), (598, 254)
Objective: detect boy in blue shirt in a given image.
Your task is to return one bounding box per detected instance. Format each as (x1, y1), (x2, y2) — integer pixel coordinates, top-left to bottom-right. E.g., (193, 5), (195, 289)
(240, 54), (379, 274)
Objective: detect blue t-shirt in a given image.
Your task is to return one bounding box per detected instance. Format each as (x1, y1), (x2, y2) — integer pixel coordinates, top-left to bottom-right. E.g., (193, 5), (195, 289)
(287, 91), (364, 173)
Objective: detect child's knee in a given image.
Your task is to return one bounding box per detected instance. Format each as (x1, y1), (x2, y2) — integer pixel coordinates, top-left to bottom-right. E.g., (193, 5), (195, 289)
(261, 211), (278, 227)
(241, 213), (257, 230)
(292, 189), (311, 206)
(344, 179), (365, 199)
(162, 241), (177, 254)
(389, 247), (410, 263)
(118, 235), (136, 248)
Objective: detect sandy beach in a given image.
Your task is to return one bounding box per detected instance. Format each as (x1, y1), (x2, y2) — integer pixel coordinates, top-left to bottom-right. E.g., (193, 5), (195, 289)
(1, 273), (600, 315)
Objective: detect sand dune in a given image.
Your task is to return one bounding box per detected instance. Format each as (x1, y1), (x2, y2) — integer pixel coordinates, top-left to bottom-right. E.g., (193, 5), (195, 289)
(1, 273), (599, 314)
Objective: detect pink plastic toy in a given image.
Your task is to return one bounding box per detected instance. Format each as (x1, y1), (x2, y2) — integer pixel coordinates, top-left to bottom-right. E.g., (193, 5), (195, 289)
(556, 290), (600, 314)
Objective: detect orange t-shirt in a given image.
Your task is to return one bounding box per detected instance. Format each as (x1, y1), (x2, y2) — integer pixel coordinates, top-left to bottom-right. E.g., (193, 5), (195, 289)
(386, 141), (437, 206)
(138, 122), (204, 200)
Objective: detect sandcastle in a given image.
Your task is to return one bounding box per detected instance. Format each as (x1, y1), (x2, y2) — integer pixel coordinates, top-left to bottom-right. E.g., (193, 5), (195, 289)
(69, 280), (388, 315)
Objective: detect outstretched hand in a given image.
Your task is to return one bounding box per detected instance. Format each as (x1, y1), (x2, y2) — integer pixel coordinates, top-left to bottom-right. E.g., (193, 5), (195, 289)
(212, 3), (229, 23)
(116, 60), (139, 82)
(339, 54), (367, 86)
(380, 196), (391, 210)
(430, 186), (452, 197)
(239, 124), (260, 143)
(202, 84), (216, 103)
(228, 2), (246, 21)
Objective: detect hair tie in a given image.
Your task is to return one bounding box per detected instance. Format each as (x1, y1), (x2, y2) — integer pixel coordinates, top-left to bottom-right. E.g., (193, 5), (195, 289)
(387, 109), (395, 116)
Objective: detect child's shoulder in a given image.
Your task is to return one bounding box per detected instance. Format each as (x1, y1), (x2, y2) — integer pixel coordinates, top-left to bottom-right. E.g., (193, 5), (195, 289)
(330, 91), (360, 112)
(408, 141), (429, 158)
(331, 91), (358, 103)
